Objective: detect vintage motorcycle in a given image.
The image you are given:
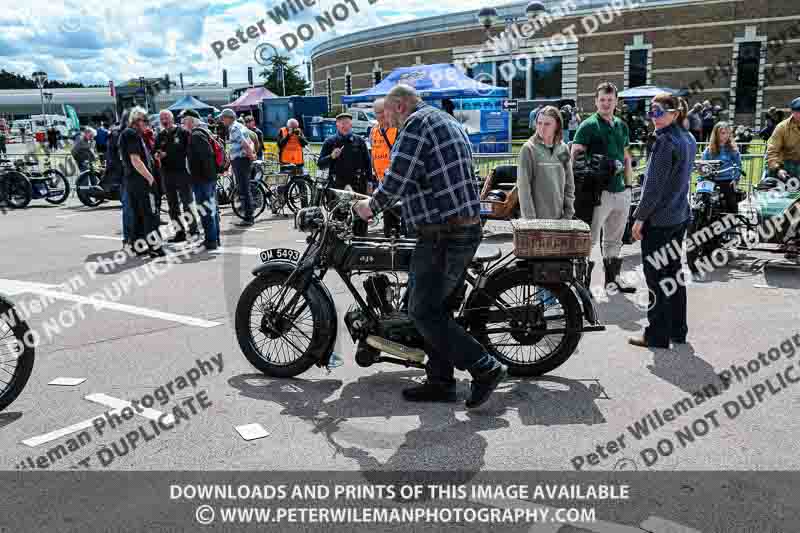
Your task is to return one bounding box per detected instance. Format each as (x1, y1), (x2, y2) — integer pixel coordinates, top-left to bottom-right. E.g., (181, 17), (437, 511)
(685, 160), (748, 272)
(0, 159), (33, 209)
(0, 294), (35, 412)
(235, 189), (605, 378)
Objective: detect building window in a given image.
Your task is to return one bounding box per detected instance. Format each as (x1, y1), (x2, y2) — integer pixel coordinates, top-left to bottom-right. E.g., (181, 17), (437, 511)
(327, 79), (332, 113)
(532, 57), (562, 99)
(496, 59), (528, 99)
(736, 42), (761, 114)
(373, 71), (382, 86)
(628, 49), (648, 88)
(345, 72), (352, 95)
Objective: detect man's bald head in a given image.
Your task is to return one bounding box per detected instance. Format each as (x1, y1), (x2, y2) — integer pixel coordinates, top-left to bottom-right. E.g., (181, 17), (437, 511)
(384, 84), (420, 128)
(374, 98), (386, 126)
(287, 118), (299, 129)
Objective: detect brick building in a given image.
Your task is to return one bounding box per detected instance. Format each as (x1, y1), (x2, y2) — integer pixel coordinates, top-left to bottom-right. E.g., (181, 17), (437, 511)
(310, 0), (800, 128)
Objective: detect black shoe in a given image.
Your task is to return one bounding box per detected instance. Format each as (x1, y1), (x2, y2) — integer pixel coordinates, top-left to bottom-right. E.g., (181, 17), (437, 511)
(611, 258), (636, 294)
(466, 363), (507, 409)
(402, 381), (458, 403)
(148, 248), (166, 258)
(169, 232), (186, 244)
(204, 241), (218, 251)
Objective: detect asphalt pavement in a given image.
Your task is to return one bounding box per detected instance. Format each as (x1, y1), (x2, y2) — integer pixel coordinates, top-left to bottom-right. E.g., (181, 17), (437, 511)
(1, 144), (800, 475)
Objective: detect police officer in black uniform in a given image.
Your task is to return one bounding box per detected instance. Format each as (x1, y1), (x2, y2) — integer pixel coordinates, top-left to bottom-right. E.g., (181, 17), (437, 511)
(318, 112), (372, 236)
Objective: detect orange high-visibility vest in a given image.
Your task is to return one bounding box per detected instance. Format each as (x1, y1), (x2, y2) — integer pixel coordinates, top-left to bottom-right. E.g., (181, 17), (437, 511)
(279, 127), (304, 165)
(370, 126), (397, 182)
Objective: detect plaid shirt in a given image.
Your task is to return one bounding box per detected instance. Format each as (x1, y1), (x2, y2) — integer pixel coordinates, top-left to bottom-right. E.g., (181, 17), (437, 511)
(369, 102), (480, 226)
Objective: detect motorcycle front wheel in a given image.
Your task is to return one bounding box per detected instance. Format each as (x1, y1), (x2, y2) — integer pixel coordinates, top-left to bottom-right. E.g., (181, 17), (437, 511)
(0, 300), (35, 412)
(43, 169), (70, 204)
(469, 269), (581, 377)
(235, 270), (335, 378)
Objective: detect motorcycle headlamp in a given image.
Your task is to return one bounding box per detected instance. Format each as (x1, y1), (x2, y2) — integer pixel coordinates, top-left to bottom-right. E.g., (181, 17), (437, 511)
(295, 206), (324, 233)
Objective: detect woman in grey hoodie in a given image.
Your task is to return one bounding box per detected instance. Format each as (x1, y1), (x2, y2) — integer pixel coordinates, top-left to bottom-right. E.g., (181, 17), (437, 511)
(516, 105), (575, 220)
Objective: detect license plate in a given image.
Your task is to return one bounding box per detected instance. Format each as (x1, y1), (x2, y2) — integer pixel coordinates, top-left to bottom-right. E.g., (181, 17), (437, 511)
(696, 180), (715, 194)
(260, 248), (300, 263)
(480, 202), (493, 214)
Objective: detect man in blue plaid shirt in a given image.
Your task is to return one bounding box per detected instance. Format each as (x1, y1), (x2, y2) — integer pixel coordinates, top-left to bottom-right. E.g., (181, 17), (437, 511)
(354, 85), (506, 408)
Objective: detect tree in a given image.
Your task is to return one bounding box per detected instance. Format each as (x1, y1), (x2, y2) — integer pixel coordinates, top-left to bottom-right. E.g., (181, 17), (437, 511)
(258, 56), (309, 97)
(0, 70), (85, 89)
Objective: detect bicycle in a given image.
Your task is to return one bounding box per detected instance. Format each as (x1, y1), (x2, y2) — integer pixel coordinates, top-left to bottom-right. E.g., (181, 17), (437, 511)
(216, 166), (268, 220)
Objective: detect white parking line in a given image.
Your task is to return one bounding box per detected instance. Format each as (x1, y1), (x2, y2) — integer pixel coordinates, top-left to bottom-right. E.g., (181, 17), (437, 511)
(82, 235), (119, 241)
(209, 246), (263, 256)
(21, 393), (170, 448)
(0, 279), (222, 328)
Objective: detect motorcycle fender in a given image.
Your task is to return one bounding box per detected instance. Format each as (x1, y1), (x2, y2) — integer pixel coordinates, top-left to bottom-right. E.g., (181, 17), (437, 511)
(250, 260), (338, 367)
(0, 293), (14, 308)
(572, 283), (600, 325)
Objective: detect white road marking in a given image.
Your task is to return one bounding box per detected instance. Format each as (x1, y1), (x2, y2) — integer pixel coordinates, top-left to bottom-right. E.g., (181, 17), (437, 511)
(56, 214), (79, 219)
(0, 279), (222, 328)
(82, 234), (119, 241)
(209, 246), (263, 256)
(85, 393), (174, 425)
(22, 393), (170, 448)
(235, 423), (270, 441)
(48, 377), (86, 386)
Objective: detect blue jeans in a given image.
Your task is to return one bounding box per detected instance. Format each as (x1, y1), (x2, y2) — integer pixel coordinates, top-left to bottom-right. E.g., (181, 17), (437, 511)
(192, 181), (219, 245)
(232, 157), (253, 220)
(120, 179), (133, 244)
(408, 223), (497, 383)
(641, 220), (689, 347)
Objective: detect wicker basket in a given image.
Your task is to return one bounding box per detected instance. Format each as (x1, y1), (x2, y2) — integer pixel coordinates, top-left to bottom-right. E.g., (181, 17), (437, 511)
(511, 219), (591, 258)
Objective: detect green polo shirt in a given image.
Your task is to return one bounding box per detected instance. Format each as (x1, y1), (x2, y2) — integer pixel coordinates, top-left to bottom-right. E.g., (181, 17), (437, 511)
(572, 112), (630, 193)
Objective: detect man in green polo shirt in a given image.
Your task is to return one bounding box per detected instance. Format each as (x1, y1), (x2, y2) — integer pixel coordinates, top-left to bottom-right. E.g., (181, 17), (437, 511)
(571, 81), (636, 294)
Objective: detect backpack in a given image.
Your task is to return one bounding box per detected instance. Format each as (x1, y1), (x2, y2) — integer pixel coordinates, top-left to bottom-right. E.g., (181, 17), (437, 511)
(194, 128), (230, 173)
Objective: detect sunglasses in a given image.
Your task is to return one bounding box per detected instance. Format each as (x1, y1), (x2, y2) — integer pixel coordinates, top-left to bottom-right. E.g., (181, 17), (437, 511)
(648, 105), (677, 119)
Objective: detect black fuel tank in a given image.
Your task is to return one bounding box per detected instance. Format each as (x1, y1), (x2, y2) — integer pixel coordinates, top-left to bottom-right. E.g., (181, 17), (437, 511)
(331, 239), (416, 272)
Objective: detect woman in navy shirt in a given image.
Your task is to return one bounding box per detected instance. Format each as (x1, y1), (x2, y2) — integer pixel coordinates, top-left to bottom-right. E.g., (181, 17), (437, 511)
(702, 122), (742, 213)
(630, 93), (696, 349)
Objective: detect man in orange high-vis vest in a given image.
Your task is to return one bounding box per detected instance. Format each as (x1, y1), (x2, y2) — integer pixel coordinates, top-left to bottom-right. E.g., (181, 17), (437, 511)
(277, 118), (309, 169)
(370, 98), (401, 237)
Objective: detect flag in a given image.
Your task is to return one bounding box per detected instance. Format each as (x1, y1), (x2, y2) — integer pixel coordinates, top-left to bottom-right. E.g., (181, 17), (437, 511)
(62, 105), (80, 130)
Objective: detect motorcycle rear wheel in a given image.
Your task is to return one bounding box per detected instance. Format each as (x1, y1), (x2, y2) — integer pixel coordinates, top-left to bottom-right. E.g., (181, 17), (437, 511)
(470, 269), (581, 377)
(0, 300), (35, 412)
(235, 270), (334, 377)
(2, 171), (32, 209)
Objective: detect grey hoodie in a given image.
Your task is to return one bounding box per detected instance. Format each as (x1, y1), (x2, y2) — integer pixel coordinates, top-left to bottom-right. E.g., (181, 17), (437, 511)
(516, 134), (575, 220)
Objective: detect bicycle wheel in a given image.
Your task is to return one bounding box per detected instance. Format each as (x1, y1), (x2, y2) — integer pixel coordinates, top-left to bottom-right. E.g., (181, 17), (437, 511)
(75, 171), (104, 207)
(0, 299), (35, 412)
(231, 181), (268, 220)
(286, 177), (313, 213)
(43, 169), (70, 204)
(2, 171), (32, 209)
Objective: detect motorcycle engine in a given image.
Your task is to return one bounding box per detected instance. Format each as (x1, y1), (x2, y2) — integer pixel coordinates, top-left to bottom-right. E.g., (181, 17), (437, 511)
(363, 274), (395, 316)
(378, 315), (426, 350)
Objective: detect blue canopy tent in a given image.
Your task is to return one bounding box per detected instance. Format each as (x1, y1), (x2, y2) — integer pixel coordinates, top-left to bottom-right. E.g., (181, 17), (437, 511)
(341, 64), (507, 103)
(342, 64), (509, 152)
(167, 95), (218, 118)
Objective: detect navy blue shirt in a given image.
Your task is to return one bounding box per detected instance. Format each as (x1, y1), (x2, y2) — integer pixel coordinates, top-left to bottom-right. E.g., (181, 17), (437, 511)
(634, 122), (695, 227)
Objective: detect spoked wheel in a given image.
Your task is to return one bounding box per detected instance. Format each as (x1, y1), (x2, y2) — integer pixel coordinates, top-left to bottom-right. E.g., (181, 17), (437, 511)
(286, 178), (313, 213)
(0, 300), (35, 412)
(469, 269), (581, 377)
(43, 169), (70, 204)
(235, 270), (335, 377)
(2, 171), (32, 209)
(231, 180), (268, 220)
(75, 171), (104, 207)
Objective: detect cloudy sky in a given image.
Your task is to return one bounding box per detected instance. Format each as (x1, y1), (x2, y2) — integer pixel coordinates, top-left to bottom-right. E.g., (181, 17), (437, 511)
(0, 0), (499, 86)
